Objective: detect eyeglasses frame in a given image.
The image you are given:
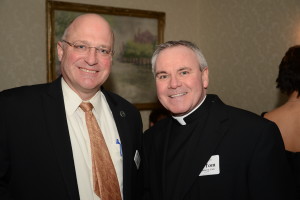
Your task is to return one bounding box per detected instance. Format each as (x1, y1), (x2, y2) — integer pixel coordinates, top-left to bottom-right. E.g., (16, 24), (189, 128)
(61, 40), (114, 56)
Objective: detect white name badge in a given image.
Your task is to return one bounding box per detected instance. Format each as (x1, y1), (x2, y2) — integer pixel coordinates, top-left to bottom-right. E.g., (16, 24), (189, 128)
(199, 155), (220, 176)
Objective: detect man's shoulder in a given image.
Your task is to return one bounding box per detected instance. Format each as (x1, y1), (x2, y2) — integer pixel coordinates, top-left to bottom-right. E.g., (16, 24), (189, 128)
(208, 94), (274, 127)
(207, 95), (281, 148)
(0, 83), (50, 100)
(209, 94), (260, 117)
(225, 104), (268, 124)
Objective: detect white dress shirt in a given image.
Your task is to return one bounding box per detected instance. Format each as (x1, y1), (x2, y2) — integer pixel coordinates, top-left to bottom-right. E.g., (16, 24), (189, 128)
(61, 79), (123, 200)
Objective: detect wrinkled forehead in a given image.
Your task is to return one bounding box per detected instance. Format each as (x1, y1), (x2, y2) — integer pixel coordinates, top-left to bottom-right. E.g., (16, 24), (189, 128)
(156, 46), (198, 65)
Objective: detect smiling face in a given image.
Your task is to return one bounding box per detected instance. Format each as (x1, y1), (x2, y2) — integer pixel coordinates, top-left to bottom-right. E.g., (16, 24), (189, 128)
(57, 14), (114, 100)
(155, 46), (209, 116)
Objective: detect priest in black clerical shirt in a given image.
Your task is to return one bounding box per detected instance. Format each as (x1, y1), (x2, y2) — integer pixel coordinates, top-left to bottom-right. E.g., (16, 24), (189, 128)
(142, 40), (296, 200)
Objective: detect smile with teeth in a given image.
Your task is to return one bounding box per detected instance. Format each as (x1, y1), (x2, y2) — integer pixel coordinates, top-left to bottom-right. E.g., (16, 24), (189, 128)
(79, 67), (98, 74)
(170, 92), (187, 98)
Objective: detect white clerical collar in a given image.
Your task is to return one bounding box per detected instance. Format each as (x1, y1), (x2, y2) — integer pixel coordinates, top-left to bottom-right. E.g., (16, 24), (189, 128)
(172, 95), (206, 125)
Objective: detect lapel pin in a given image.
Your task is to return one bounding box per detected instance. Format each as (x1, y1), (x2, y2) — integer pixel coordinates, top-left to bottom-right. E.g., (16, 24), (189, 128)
(120, 111), (126, 117)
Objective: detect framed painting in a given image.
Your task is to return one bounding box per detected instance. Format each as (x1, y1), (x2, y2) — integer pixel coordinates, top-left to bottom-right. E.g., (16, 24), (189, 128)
(46, 0), (165, 110)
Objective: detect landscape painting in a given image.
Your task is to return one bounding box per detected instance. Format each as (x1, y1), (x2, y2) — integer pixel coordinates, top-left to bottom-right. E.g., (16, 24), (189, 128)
(47, 1), (165, 109)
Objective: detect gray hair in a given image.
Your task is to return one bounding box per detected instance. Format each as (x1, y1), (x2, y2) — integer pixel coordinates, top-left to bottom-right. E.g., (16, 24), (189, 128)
(151, 40), (208, 75)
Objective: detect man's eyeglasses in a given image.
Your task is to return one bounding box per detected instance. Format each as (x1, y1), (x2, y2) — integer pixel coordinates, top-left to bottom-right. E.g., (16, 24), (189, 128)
(61, 40), (114, 57)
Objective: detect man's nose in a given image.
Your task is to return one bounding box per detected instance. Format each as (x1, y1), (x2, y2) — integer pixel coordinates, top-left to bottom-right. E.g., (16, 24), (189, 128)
(168, 76), (181, 89)
(84, 48), (98, 65)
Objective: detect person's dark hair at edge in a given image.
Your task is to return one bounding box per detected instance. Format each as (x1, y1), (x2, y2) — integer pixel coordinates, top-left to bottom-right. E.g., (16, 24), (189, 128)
(276, 45), (300, 97)
(149, 107), (170, 124)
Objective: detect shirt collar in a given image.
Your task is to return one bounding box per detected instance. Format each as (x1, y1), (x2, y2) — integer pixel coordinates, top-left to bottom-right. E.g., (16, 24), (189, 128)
(172, 95), (206, 125)
(61, 78), (101, 116)
(85, 92), (102, 115)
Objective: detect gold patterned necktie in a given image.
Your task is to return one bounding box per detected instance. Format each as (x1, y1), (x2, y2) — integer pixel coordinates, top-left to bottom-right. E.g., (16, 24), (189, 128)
(79, 102), (122, 200)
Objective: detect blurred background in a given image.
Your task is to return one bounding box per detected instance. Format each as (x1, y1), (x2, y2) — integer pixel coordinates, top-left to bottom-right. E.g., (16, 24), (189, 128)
(1, 0), (300, 130)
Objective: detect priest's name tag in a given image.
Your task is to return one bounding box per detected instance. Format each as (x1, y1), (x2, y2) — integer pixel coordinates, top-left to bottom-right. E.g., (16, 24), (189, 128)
(199, 155), (220, 176)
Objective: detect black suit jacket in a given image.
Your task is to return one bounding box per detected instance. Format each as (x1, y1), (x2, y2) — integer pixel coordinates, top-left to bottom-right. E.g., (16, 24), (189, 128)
(142, 94), (295, 200)
(0, 78), (143, 200)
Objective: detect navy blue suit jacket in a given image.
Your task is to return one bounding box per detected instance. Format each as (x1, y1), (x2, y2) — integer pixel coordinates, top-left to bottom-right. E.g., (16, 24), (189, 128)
(0, 78), (143, 200)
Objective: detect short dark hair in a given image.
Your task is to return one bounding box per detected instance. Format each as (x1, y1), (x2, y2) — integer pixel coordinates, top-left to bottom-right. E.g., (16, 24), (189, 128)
(276, 45), (300, 96)
(149, 107), (170, 124)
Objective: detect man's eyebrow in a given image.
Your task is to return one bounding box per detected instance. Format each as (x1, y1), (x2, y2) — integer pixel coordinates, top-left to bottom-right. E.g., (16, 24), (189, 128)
(98, 44), (111, 49)
(72, 40), (88, 44)
(73, 40), (111, 48)
(178, 66), (191, 71)
(155, 71), (167, 76)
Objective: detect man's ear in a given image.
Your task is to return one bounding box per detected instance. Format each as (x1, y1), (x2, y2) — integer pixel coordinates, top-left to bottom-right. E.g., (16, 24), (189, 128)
(57, 41), (63, 61)
(202, 68), (209, 89)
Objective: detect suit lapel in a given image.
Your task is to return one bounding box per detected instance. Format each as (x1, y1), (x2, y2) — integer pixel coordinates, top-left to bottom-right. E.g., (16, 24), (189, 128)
(102, 88), (133, 167)
(174, 95), (230, 199)
(42, 78), (79, 200)
(101, 89), (139, 199)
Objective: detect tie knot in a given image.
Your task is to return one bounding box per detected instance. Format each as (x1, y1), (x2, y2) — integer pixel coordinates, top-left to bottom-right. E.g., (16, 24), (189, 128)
(80, 102), (94, 112)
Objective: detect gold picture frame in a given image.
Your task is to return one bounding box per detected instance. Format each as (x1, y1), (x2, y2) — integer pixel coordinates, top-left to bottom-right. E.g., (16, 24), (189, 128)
(46, 0), (165, 110)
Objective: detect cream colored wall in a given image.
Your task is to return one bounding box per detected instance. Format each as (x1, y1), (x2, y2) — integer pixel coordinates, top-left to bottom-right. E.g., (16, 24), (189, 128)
(1, 0), (300, 120)
(197, 0), (300, 115)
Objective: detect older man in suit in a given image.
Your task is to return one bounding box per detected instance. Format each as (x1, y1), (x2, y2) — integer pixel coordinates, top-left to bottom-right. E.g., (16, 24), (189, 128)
(0, 14), (143, 200)
(142, 40), (296, 200)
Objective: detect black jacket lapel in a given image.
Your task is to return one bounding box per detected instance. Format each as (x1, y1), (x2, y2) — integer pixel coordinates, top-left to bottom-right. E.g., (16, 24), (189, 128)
(103, 89), (134, 180)
(42, 78), (79, 200)
(101, 88), (143, 200)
